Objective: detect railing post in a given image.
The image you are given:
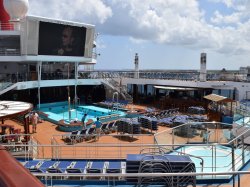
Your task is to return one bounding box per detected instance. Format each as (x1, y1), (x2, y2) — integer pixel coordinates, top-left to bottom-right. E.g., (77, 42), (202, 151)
(242, 136), (245, 165)
(172, 129), (175, 150)
(232, 143), (235, 187)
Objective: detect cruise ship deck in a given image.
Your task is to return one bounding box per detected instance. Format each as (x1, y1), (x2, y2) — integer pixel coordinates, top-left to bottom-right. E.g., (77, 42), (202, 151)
(1, 0), (250, 187)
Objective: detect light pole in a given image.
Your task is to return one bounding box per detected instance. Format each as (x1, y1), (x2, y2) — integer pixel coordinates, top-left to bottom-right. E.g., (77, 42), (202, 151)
(67, 62), (71, 121)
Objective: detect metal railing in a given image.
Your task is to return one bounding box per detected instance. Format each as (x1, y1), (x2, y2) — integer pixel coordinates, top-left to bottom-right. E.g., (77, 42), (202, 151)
(154, 122), (250, 175)
(2, 127), (250, 186)
(0, 70), (249, 86)
(33, 171), (250, 187)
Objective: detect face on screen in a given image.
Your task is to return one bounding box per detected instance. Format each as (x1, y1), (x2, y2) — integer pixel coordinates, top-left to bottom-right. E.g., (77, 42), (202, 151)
(38, 22), (86, 57)
(62, 27), (74, 47)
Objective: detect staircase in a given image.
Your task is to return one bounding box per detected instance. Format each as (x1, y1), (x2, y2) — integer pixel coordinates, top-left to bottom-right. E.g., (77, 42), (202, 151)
(0, 82), (18, 95)
(101, 78), (133, 103)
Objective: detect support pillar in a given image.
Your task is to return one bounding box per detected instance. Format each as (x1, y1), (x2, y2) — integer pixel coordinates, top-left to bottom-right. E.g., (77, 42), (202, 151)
(37, 61), (42, 109)
(74, 62), (79, 105)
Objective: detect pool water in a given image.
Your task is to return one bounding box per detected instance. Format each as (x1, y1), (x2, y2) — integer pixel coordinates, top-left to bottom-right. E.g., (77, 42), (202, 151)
(39, 102), (126, 124)
(172, 145), (250, 176)
(235, 117), (250, 125)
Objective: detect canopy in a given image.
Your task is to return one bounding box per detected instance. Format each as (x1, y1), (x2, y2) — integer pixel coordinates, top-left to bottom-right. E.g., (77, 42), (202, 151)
(0, 100), (33, 120)
(203, 94), (235, 103)
(154, 85), (198, 91)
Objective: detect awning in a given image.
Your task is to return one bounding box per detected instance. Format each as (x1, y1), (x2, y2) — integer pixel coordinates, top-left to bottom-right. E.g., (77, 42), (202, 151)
(0, 101), (33, 120)
(154, 86), (198, 91)
(203, 94), (234, 103)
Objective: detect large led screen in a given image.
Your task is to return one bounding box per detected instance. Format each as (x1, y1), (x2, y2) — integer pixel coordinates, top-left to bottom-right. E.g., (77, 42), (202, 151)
(38, 21), (86, 57)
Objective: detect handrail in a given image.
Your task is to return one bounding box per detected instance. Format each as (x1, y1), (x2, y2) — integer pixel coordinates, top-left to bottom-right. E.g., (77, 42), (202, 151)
(228, 128), (250, 144)
(1, 70), (249, 84)
(29, 170), (250, 187)
(30, 136), (45, 159)
(31, 170), (250, 177)
(139, 146), (204, 173)
(165, 146), (204, 173)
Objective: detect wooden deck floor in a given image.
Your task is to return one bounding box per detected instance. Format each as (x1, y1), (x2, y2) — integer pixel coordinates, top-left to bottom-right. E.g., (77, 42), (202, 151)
(3, 106), (250, 187)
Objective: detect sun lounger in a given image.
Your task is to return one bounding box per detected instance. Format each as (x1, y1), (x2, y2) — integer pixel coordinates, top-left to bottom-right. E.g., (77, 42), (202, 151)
(62, 130), (79, 144)
(100, 123), (108, 134)
(76, 129), (88, 142)
(24, 160), (44, 173)
(47, 161), (72, 173)
(35, 160), (58, 173)
(66, 161), (88, 173)
(85, 127), (96, 140)
(87, 161), (106, 173)
(106, 161), (122, 173)
(107, 121), (117, 132)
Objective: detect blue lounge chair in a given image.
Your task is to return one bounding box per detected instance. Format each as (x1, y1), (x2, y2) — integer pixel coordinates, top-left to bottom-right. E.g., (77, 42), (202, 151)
(66, 161), (88, 173)
(47, 161), (72, 173)
(106, 161), (122, 173)
(87, 161), (106, 173)
(39, 160), (58, 173)
(24, 160), (44, 173)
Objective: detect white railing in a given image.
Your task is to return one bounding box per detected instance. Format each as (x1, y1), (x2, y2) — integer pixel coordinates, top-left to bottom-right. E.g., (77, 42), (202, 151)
(33, 171), (250, 187)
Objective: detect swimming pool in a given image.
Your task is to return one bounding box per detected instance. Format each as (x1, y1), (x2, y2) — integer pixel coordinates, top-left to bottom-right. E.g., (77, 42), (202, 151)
(38, 102), (126, 131)
(172, 145), (250, 180)
(235, 117), (250, 126)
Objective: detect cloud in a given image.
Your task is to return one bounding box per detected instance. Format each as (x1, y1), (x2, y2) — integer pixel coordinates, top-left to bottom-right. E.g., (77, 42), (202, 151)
(28, 0), (112, 24)
(28, 0), (250, 55)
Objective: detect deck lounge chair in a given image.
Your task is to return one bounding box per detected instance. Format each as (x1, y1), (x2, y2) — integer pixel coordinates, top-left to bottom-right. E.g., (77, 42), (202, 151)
(24, 160), (44, 173)
(76, 129), (88, 142)
(106, 161), (122, 173)
(87, 161), (106, 173)
(47, 161), (72, 173)
(66, 161), (88, 173)
(107, 121), (117, 132)
(100, 123), (109, 134)
(85, 127), (96, 140)
(39, 160), (59, 173)
(62, 130), (79, 144)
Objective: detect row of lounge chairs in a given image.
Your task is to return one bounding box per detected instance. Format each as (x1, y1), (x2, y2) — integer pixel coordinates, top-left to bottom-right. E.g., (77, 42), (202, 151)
(117, 118), (141, 134)
(62, 121), (117, 144)
(146, 108), (179, 119)
(156, 114), (208, 127)
(97, 99), (129, 109)
(187, 106), (206, 114)
(24, 159), (126, 174)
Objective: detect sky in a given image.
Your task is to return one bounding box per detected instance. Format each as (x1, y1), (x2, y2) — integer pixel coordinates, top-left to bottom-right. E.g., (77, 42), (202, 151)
(28, 0), (250, 70)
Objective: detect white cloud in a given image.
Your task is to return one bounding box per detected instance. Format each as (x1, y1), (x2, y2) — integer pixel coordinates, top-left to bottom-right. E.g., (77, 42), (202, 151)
(208, 0), (234, 7)
(28, 0), (112, 24)
(211, 11), (241, 24)
(28, 0), (250, 56)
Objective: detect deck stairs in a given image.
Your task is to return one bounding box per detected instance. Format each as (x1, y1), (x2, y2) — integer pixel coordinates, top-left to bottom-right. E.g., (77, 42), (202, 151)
(0, 82), (18, 95)
(101, 78), (133, 103)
